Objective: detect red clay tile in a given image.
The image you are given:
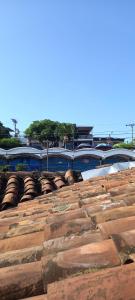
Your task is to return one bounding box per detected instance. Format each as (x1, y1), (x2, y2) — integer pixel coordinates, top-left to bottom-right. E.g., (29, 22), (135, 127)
(0, 261), (44, 300)
(0, 231), (44, 253)
(40, 178), (54, 194)
(21, 296), (47, 300)
(85, 200), (126, 215)
(79, 193), (111, 206)
(0, 219), (45, 239)
(44, 218), (94, 240)
(109, 184), (135, 196)
(0, 245), (43, 268)
(47, 262), (135, 300)
(91, 205), (135, 223)
(42, 239), (120, 290)
(46, 208), (87, 224)
(53, 176), (65, 189)
(43, 230), (104, 255)
(111, 229), (135, 263)
(49, 202), (79, 213)
(1, 169), (135, 299)
(98, 215), (135, 238)
(65, 169), (75, 185)
(103, 179), (129, 190)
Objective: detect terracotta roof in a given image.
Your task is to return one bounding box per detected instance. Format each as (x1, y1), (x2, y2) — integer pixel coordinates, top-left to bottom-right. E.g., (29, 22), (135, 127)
(1, 168), (135, 299)
(0, 170), (77, 211)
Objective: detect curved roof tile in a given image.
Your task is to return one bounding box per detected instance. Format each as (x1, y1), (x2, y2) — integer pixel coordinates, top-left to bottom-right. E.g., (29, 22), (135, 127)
(1, 168), (135, 299)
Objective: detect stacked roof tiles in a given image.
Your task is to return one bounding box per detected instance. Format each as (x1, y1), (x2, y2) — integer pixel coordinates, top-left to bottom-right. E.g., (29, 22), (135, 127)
(0, 170), (77, 211)
(1, 169), (135, 299)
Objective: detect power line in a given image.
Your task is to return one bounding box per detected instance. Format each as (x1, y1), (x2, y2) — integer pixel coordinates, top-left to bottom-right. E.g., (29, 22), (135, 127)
(0, 133), (130, 138)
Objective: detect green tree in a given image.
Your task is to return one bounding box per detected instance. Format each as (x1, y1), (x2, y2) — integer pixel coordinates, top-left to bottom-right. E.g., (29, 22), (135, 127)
(56, 122), (75, 142)
(0, 122), (12, 139)
(113, 142), (135, 149)
(15, 163), (26, 171)
(0, 138), (21, 149)
(25, 119), (75, 145)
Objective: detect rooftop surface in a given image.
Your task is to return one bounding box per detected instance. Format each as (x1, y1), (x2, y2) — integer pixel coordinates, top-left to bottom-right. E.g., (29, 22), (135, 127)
(0, 147), (135, 159)
(0, 170), (78, 211)
(1, 169), (135, 299)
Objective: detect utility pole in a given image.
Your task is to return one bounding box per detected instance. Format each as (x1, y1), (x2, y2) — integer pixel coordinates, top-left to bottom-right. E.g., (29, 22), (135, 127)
(126, 123), (135, 143)
(46, 139), (49, 171)
(11, 119), (18, 137)
(108, 131), (113, 144)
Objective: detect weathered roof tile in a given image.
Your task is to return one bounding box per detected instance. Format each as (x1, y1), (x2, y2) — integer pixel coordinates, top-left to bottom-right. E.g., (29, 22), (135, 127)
(47, 263), (135, 300)
(1, 168), (135, 299)
(98, 215), (135, 238)
(42, 239), (120, 291)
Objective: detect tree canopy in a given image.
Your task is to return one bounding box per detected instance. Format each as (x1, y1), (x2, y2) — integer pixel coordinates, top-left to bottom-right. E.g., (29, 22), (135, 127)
(113, 142), (135, 149)
(0, 122), (12, 139)
(24, 119), (76, 144)
(0, 138), (21, 149)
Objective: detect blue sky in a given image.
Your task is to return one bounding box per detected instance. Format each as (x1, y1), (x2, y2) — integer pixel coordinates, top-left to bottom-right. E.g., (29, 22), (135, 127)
(0, 0), (135, 140)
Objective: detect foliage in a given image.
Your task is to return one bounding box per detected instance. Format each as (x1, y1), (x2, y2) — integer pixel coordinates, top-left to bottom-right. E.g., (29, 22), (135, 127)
(0, 138), (21, 149)
(113, 142), (135, 149)
(0, 122), (12, 139)
(15, 163), (26, 171)
(25, 119), (76, 143)
(0, 165), (10, 172)
(56, 122), (75, 142)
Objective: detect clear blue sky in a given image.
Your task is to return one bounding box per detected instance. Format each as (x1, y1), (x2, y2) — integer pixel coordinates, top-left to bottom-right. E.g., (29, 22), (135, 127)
(0, 0), (135, 140)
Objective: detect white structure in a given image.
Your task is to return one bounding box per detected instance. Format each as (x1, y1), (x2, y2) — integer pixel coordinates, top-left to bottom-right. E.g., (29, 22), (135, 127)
(0, 147), (135, 160)
(82, 161), (135, 180)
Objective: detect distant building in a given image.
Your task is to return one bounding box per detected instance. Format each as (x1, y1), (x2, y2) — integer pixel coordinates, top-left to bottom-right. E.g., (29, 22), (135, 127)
(73, 126), (93, 149)
(24, 125), (125, 150)
(72, 126), (125, 149)
(93, 137), (125, 147)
